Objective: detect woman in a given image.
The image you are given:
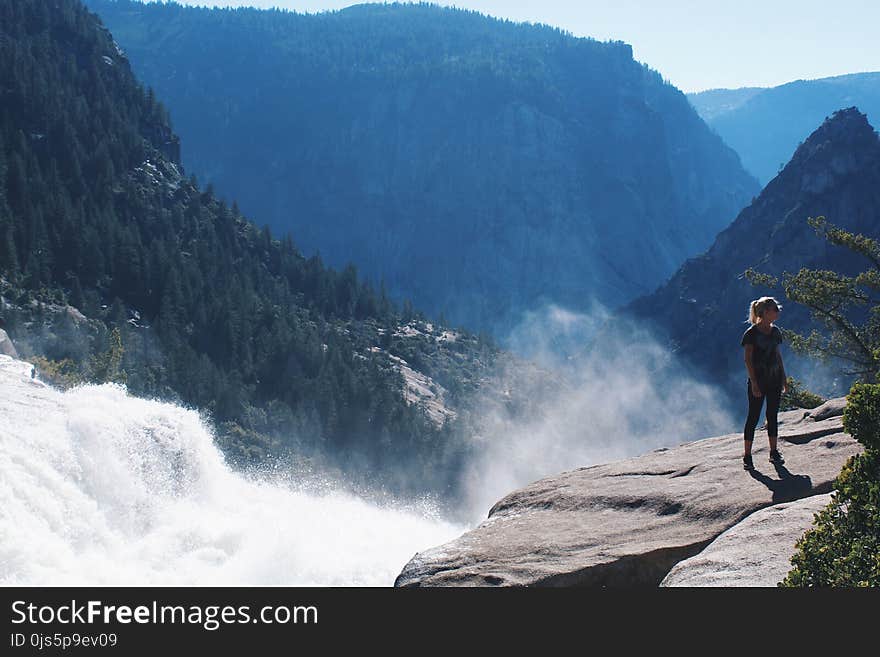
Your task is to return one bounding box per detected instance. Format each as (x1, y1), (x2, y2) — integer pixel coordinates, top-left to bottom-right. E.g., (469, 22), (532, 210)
(740, 296), (787, 470)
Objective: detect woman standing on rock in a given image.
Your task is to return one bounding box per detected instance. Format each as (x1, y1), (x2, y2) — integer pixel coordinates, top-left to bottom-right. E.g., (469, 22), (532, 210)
(741, 296), (787, 470)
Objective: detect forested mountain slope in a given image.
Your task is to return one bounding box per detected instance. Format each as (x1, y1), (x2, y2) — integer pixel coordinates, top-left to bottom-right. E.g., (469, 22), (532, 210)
(85, 0), (759, 335)
(0, 0), (521, 500)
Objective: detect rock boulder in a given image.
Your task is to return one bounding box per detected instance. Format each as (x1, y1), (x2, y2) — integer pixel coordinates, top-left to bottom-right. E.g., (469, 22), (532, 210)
(0, 328), (18, 358)
(660, 493), (832, 587)
(395, 399), (859, 586)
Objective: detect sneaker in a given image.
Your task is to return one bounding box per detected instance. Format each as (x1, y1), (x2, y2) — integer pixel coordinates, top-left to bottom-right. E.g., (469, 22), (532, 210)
(743, 454), (754, 470)
(769, 449), (785, 465)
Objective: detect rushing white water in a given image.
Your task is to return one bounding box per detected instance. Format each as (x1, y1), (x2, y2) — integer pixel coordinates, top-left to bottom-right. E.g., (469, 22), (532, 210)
(0, 356), (464, 586)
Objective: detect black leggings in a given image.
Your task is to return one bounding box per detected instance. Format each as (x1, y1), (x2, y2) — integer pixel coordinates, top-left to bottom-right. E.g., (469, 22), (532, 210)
(744, 378), (782, 442)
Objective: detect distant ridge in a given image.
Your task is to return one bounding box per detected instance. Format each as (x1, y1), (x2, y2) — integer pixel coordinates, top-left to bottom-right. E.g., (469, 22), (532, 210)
(85, 0), (759, 336)
(689, 72), (880, 183)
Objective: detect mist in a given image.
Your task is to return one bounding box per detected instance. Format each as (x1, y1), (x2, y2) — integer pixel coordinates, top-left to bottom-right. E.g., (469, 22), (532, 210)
(456, 302), (738, 522)
(0, 297), (847, 583)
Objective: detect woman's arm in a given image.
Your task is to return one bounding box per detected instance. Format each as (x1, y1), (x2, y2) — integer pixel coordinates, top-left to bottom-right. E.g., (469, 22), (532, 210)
(744, 344), (759, 387)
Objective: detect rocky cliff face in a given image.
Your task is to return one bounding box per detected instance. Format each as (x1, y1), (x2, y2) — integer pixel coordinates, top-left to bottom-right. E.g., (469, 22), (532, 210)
(622, 108), (880, 401)
(85, 0), (759, 336)
(395, 398), (858, 586)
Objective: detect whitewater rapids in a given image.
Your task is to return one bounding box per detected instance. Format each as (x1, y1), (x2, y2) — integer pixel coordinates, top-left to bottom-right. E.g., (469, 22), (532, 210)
(0, 356), (463, 586)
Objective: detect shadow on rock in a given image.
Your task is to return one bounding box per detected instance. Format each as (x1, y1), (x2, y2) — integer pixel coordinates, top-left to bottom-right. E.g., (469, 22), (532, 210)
(747, 463), (813, 503)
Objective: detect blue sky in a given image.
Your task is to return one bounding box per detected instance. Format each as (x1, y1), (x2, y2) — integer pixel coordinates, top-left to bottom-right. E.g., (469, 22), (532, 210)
(145, 1), (880, 92)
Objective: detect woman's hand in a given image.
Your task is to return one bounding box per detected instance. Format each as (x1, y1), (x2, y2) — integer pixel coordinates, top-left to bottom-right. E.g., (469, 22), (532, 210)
(750, 380), (763, 397)
(782, 380), (788, 395)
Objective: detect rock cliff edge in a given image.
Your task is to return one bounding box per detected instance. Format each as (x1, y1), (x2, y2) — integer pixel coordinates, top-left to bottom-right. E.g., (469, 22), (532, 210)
(395, 398), (858, 586)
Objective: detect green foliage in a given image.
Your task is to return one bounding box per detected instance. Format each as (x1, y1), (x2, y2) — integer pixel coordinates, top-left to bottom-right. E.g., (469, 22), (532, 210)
(780, 375), (825, 411)
(214, 420), (282, 464)
(29, 356), (87, 390)
(781, 447), (880, 586)
(842, 383), (880, 451)
(90, 327), (126, 385)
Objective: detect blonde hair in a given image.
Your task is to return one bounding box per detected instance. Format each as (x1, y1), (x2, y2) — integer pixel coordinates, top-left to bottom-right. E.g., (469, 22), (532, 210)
(748, 296), (782, 325)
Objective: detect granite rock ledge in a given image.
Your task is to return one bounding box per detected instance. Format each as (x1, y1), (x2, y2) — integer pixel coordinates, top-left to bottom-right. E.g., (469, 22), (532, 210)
(395, 397), (858, 586)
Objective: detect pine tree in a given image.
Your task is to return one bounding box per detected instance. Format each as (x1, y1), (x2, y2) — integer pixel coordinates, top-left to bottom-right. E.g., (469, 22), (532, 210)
(746, 216), (880, 382)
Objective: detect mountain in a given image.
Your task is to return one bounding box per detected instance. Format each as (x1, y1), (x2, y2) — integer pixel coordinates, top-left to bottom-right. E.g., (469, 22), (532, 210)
(623, 108), (880, 402)
(689, 72), (880, 184)
(687, 87), (764, 121)
(0, 0), (529, 501)
(83, 0), (759, 336)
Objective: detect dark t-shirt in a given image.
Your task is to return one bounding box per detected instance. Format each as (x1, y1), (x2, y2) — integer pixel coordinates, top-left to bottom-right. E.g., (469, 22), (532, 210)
(741, 324), (783, 383)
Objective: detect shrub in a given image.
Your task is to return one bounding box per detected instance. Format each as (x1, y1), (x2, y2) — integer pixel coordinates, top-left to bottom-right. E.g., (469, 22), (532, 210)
(780, 383), (880, 586)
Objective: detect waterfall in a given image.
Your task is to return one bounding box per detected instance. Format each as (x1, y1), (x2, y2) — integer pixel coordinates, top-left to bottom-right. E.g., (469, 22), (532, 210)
(0, 356), (462, 586)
